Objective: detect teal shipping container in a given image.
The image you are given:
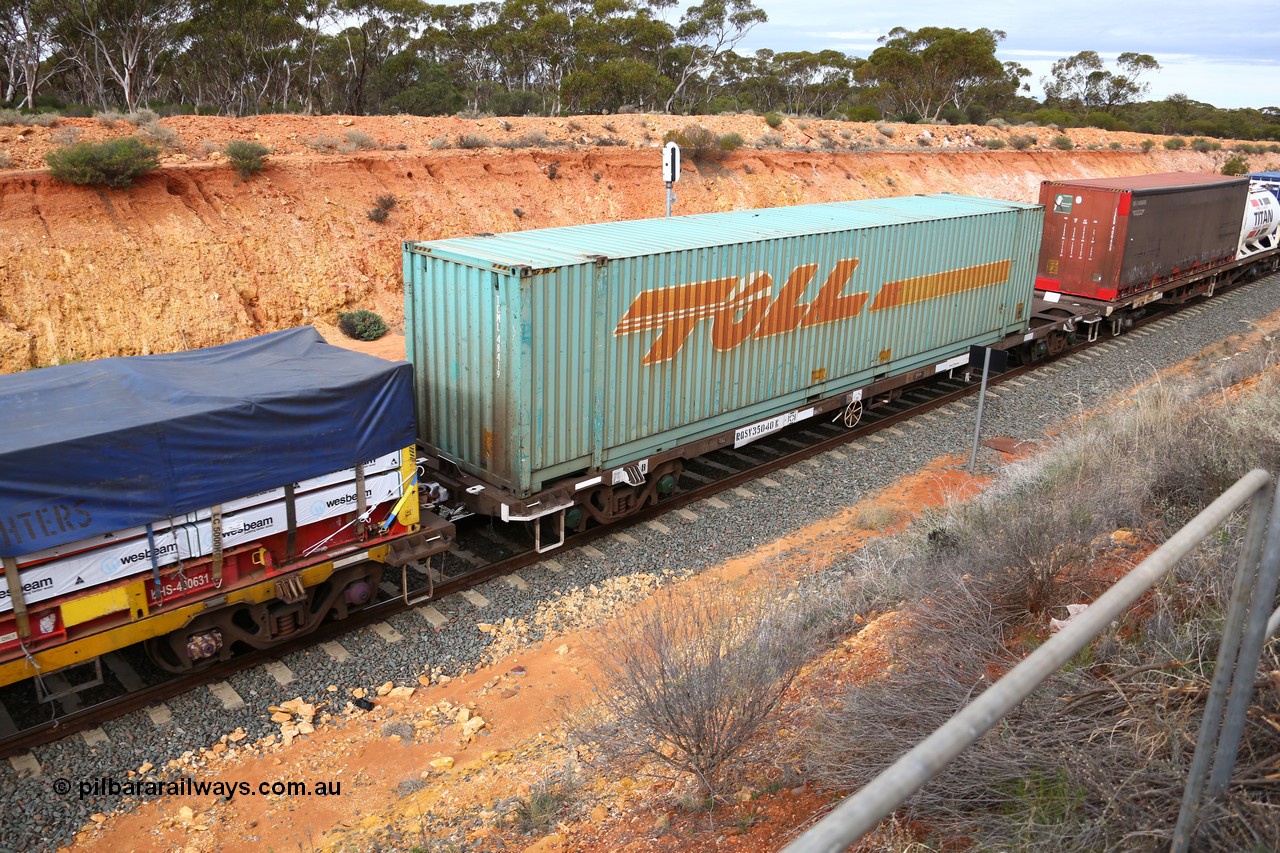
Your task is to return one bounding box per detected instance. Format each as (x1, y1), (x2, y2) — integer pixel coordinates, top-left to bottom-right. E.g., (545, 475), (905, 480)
(404, 194), (1042, 501)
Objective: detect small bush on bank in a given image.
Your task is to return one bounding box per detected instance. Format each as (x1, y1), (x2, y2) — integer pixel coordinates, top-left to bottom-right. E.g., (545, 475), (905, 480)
(876, 122), (896, 138)
(1009, 134), (1036, 150)
(513, 766), (580, 834)
(0, 109), (58, 127)
(337, 309), (388, 340)
(374, 193), (396, 210)
(1050, 134), (1074, 150)
(343, 129), (378, 151)
(45, 137), (159, 188)
(1164, 137), (1187, 150)
(0, 150), (11, 168)
(572, 582), (827, 794)
(983, 138), (1007, 150)
(456, 133), (491, 149)
(306, 135), (342, 153)
(756, 131), (783, 149)
(764, 111), (784, 129)
(366, 206), (388, 223)
(126, 109), (160, 126)
(1141, 138), (1156, 152)
(1222, 155), (1249, 176)
(94, 110), (127, 127)
(1191, 137), (1220, 152)
(224, 140), (269, 178)
(138, 120), (179, 148)
(663, 124), (743, 162)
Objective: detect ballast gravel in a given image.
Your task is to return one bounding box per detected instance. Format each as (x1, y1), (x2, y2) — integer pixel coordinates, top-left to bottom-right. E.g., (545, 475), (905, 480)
(4, 274), (1280, 851)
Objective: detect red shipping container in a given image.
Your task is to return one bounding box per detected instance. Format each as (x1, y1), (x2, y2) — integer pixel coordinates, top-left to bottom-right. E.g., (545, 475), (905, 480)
(1036, 173), (1248, 301)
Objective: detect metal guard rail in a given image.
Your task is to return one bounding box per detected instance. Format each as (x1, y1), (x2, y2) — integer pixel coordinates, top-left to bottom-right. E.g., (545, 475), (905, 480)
(783, 468), (1280, 853)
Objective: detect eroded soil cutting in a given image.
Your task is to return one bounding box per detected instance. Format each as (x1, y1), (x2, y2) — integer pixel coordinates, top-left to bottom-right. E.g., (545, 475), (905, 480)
(3, 112), (1270, 373)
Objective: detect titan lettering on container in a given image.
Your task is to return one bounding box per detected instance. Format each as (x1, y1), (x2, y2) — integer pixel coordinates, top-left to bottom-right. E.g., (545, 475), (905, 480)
(0, 470), (404, 614)
(614, 258), (1012, 365)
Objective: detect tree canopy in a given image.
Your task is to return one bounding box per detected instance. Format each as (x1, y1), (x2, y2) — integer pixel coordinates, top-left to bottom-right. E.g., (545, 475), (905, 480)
(0, 3), (1276, 141)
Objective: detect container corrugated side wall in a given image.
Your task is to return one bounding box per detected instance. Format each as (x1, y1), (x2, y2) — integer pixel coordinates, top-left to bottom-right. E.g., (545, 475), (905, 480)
(587, 204), (1037, 478)
(408, 198), (1041, 497)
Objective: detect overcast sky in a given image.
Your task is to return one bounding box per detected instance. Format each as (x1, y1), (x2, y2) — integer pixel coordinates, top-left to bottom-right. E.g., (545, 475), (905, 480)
(739, 2), (1278, 110)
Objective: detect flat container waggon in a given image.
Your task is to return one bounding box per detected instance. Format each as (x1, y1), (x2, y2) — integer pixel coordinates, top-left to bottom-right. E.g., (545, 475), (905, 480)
(404, 194), (1053, 540)
(0, 328), (453, 689)
(1035, 173), (1248, 303)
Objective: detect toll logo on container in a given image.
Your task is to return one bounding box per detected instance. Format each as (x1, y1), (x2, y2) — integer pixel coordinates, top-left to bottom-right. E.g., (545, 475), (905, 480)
(614, 258), (1012, 365)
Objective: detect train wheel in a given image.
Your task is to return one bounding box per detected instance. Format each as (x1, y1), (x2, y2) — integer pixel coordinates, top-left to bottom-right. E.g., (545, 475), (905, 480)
(577, 460), (684, 528)
(143, 562), (384, 672)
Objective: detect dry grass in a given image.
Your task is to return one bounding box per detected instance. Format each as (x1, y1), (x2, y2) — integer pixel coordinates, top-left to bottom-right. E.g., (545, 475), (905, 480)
(804, 353), (1280, 850)
(570, 580), (839, 796)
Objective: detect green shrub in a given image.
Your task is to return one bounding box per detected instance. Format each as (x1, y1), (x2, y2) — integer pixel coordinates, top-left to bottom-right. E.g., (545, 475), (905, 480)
(1008, 134), (1035, 150)
(306, 135), (342, 152)
(337, 309), (388, 341)
(1049, 134), (1074, 150)
(138, 121), (179, 148)
(983, 138), (1006, 150)
(126, 109), (159, 126)
(663, 124), (739, 161)
(0, 109), (58, 127)
(756, 131), (783, 149)
(764, 111), (784, 128)
(45, 137), (159, 188)
(456, 133), (491, 149)
(1190, 137), (1220, 152)
(224, 140), (269, 178)
(846, 104), (880, 122)
(1109, 141), (1123, 150)
(1141, 138), (1156, 152)
(1222, 155), (1249, 176)
(1164, 137), (1187, 150)
(876, 122), (896, 138)
(343, 129), (378, 151)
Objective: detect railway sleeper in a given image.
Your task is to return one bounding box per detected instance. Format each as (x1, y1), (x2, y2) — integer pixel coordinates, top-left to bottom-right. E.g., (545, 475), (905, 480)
(144, 561), (385, 673)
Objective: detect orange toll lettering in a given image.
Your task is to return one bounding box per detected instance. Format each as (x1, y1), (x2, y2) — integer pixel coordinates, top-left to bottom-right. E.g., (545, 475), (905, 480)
(613, 256), (1011, 365)
(613, 277), (738, 365)
(754, 264), (818, 337)
(711, 273), (773, 351)
(801, 259), (865, 327)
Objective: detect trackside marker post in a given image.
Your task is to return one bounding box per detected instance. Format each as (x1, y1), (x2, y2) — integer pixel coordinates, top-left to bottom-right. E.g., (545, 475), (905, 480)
(663, 142), (681, 217)
(967, 345), (1007, 474)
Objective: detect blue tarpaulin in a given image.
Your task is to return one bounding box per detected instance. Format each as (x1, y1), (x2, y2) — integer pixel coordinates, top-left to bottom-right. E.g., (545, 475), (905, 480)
(0, 327), (415, 558)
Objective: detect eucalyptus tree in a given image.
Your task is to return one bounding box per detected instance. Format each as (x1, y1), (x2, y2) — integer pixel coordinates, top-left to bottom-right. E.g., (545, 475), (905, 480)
(663, 0), (766, 114)
(173, 0), (306, 114)
(415, 2), (501, 113)
(857, 26), (1008, 122)
(1, 0), (71, 108)
(327, 0), (424, 114)
(1041, 49), (1160, 114)
(58, 0), (189, 112)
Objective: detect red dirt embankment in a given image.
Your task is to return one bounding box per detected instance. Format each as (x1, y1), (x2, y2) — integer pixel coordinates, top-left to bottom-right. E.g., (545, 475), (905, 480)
(0, 113), (1268, 373)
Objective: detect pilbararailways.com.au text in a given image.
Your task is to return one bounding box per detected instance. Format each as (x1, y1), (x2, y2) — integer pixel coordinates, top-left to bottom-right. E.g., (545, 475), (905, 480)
(55, 775), (342, 801)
